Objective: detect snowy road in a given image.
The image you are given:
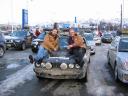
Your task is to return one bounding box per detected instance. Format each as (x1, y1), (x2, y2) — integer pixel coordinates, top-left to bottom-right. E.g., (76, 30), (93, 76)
(0, 45), (128, 96)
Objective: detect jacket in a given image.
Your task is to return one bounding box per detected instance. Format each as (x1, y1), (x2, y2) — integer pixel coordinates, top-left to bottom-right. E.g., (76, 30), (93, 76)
(68, 33), (86, 48)
(42, 32), (59, 52)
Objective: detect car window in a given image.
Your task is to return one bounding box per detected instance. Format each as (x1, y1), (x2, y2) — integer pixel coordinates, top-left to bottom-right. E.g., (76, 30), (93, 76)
(84, 34), (93, 41)
(11, 31), (27, 37)
(118, 38), (128, 52)
(111, 37), (118, 47)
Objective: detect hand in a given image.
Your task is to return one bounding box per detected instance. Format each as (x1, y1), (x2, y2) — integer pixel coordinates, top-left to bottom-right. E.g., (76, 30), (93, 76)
(67, 45), (73, 49)
(54, 48), (57, 51)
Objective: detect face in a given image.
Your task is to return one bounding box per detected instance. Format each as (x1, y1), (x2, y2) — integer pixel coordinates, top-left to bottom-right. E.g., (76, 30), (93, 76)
(69, 29), (75, 37)
(52, 29), (58, 36)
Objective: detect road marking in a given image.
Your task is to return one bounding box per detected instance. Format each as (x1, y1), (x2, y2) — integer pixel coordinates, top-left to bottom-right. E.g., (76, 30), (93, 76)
(0, 64), (34, 96)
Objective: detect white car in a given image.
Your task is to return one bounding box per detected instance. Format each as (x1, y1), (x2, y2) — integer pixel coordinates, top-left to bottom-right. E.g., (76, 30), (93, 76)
(94, 36), (101, 45)
(84, 33), (96, 54)
(107, 36), (128, 83)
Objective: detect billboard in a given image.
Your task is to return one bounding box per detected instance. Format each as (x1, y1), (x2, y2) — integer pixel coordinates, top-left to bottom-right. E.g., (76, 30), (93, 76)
(22, 9), (28, 29)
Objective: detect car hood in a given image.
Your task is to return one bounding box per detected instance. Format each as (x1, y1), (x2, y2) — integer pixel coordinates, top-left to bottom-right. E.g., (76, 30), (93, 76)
(4, 35), (24, 40)
(87, 41), (95, 46)
(44, 56), (76, 64)
(32, 38), (43, 42)
(117, 52), (128, 61)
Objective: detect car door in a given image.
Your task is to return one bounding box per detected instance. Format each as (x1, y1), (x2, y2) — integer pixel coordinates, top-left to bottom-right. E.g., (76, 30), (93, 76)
(26, 32), (32, 45)
(109, 38), (118, 69)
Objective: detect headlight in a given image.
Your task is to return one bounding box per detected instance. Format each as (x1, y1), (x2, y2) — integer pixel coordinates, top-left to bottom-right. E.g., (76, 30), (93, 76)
(41, 62), (46, 68)
(10, 39), (13, 42)
(122, 62), (128, 70)
(35, 63), (41, 67)
(15, 39), (21, 42)
(75, 64), (80, 69)
(69, 64), (74, 69)
(45, 62), (52, 69)
(35, 42), (38, 45)
(60, 63), (67, 70)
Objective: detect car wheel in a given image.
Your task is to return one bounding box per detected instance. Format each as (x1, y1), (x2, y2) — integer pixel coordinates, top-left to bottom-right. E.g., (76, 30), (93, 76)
(0, 47), (4, 57)
(21, 42), (26, 50)
(36, 75), (44, 80)
(88, 57), (90, 63)
(114, 65), (120, 82)
(107, 53), (110, 65)
(80, 73), (87, 82)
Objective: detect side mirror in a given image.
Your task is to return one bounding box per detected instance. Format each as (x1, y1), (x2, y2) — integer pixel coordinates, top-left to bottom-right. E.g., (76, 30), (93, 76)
(110, 46), (117, 51)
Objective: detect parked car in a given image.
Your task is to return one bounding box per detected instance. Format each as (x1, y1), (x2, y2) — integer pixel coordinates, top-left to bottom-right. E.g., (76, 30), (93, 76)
(31, 32), (46, 53)
(110, 31), (117, 37)
(0, 32), (6, 57)
(5, 31), (32, 50)
(33, 35), (90, 82)
(107, 36), (128, 83)
(84, 33), (95, 54)
(93, 35), (101, 45)
(101, 33), (113, 43)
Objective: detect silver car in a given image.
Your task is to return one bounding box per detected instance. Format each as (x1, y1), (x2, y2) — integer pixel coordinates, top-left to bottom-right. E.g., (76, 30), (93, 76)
(84, 33), (96, 54)
(107, 36), (128, 83)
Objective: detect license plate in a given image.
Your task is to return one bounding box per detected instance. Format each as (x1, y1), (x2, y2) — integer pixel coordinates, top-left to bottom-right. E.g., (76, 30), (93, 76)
(7, 44), (11, 47)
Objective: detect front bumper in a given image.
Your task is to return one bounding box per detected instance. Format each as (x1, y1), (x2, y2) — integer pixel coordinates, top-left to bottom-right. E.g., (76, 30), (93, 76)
(118, 68), (128, 83)
(34, 67), (86, 79)
(102, 39), (112, 43)
(90, 47), (95, 54)
(6, 42), (22, 48)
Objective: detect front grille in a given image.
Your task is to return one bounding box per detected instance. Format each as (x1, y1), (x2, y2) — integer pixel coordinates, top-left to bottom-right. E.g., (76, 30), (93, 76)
(6, 39), (13, 43)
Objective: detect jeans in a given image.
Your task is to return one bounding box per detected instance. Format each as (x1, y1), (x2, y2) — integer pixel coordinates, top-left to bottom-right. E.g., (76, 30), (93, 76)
(35, 46), (49, 63)
(69, 47), (86, 66)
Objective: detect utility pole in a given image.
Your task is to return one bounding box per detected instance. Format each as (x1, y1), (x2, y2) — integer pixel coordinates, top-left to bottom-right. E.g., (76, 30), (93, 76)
(120, 4), (123, 31)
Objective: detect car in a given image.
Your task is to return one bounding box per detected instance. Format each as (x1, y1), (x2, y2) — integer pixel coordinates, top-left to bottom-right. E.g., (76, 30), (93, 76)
(84, 33), (95, 54)
(31, 32), (46, 53)
(94, 35), (101, 45)
(101, 33), (113, 43)
(33, 35), (90, 82)
(0, 32), (6, 57)
(5, 31), (32, 50)
(107, 36), (128, 83)
(110, 31), (117, 37)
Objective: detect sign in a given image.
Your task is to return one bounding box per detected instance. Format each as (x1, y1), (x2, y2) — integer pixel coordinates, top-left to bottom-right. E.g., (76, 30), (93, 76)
(22, 9), (28, 29)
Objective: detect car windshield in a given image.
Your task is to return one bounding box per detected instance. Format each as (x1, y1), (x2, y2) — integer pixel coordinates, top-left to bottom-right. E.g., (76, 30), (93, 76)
(119, 38), (128, 52)
(103, 34), (112, 37)
(37, 32), (45, 39)
(84, 34), (93, 41)
(11, 31), (27, 37)
(59, 36), (68, 48)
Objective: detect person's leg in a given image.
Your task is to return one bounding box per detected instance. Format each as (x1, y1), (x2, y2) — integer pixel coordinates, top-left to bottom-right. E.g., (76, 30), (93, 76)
(35, 46), (48, 63)
(29, 46), (48, 64)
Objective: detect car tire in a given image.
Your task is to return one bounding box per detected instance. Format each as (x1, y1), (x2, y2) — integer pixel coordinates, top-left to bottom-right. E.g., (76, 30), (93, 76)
(107, 53), (110, 65)
(88, 57), (90, 63)
(36, 75), (42, 79)
(21, 42), (26, 50)
(114, 65), (120, 82)
(0, 47), (4, 57)
(79, 72), (87, 82)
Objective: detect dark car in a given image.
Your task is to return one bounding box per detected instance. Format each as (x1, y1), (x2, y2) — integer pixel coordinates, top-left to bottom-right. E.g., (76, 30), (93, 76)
(5, 31), (32, 50)
(0, 32), (6, 57)
(31, 32), (46, 53)
(101, 33), (113, 43)
(33, 35), (90, 82)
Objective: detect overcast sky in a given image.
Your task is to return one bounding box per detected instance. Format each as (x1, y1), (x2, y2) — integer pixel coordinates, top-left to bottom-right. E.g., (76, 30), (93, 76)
(0, 0), (128, 25)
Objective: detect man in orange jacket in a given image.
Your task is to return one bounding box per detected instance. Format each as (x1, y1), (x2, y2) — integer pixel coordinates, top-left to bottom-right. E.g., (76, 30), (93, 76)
(29, 28), (59, 63)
